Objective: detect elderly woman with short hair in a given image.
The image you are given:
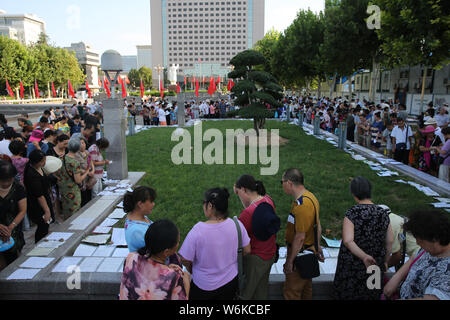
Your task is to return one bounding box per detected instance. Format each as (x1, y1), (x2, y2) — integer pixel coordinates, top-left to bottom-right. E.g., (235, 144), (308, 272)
(383, 210), (450, 300)
(55, 138), (89, 220)
(333, 176), (393, 300)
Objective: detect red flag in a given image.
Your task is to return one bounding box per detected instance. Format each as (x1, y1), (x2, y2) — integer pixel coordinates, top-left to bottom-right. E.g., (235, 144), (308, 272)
(117, 76), (123, 85)
(227, 79), (235, 91)
(160, 79), (164, 99)
(51, 81), (56, 98)
(184, 76), (187, 87)
(5, 79), (14, 98)
(19, 81), (24, 99)
(103, 80), (111, 98)
(121, 81), (127, 98)
(68, 80), (75, 99)
(34, 79), (40, 98)
(195, 78), (200, 97)
(216, 75), (221, 85)
(85, 80), (91, 98)
(208, 76), (216, 96)
(104, 76), (110, 86)
(140, 79), (144, 98)
(125, 76), (130, 85)
(176, 82), (181, 94)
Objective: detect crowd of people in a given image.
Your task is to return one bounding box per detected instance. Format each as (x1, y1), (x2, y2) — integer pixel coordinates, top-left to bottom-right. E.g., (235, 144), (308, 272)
(280, 96), (450, 182)
(0, 101), (111, 271)
(119, 169), (449, 300)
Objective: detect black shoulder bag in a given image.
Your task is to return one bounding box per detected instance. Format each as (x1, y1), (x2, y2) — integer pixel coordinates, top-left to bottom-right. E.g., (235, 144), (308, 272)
(293, 196), (321, 279)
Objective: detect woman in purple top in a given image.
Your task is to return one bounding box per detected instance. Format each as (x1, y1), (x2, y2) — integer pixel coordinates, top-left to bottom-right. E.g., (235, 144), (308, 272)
(179, 187), (251, 300)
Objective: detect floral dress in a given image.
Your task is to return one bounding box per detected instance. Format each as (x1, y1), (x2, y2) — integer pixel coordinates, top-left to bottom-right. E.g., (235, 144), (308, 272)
(333, 204), (390, 300)
(56, 155), (81, 220)
(120, 252), (188, 300)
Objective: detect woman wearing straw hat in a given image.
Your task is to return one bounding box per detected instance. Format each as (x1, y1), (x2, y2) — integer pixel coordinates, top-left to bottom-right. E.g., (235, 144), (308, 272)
(417, 125), (443, 176)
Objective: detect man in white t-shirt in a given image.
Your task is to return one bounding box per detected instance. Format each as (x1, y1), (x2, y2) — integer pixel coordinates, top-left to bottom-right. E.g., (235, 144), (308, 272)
(158, 106), (167, 126)
(391, 117), (413, 164)
(435, 106), (449, 129)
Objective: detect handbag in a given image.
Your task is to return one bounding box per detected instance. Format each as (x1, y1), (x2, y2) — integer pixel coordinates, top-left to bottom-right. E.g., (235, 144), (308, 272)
(395, 125), (409, 151)
(233, 216), (245, 300)
(293, 196), (321, 279)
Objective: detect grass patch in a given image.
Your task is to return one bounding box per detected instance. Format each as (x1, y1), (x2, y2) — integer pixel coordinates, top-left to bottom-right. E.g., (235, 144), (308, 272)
(124, 120), (446, 244)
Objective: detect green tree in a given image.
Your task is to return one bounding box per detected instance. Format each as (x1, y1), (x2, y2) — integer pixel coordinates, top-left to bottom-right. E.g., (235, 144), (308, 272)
(228, 50), (283, 135)
(374, 0), (450, 112)
(272, 10), (325, 92)
(0, 35), (31, 95)
(254, 28), (281, 74)
(128, 66), (153, 89)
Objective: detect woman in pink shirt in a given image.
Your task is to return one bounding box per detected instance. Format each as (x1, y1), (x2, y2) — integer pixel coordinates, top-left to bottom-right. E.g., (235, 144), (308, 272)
(179, 187), (251, 300)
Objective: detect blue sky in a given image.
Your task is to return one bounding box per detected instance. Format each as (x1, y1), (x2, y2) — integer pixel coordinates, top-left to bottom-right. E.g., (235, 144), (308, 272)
(1, 0), (324, 55)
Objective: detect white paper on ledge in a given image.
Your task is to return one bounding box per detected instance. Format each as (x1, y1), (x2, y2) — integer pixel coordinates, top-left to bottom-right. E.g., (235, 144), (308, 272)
(82, 234), (111, 245)
(19, 257), (54, 269)
(7, 268), (41, 280)
(45, 232), (73, 242)
(111, 228), (127, 246)
(51, 257), (82, 273)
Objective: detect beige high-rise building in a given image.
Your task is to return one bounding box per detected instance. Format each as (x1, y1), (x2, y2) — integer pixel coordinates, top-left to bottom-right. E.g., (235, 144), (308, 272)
(150, 0), (264, 87)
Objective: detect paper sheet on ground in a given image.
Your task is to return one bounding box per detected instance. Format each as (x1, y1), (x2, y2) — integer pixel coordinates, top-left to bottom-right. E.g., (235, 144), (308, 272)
(19, 257), (54, 269)
(78, 257), (104, 272)
(108, 209), (127, 219)
(73, 244), (97, 257)
(434, 197), (450, 203)
(26, 247), (55, 256)
(7, 268), (41, 280)
(96, 257), (125, 272)
(37, 240), (64, 248)
(92, 245), (116, 257)
(319, 258), (337, 274)
(112, 248), (130, 258)
(92, 226), (112, 234)
(98, 218), (119, 227)
(322, 236), (342, 248)
(52, 257), (82, 272)
(82, 234), (111, 245)
(431, 202), (450, 208)
(46, 232), (73, 242)
(111, 228), (127, 246)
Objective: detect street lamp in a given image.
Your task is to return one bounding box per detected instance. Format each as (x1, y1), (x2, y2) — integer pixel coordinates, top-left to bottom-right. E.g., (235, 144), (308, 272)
(101, 50), (123, 99)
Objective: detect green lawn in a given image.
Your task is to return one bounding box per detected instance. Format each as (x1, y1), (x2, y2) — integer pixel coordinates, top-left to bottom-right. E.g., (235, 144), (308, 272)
(124, 120), (446, 245)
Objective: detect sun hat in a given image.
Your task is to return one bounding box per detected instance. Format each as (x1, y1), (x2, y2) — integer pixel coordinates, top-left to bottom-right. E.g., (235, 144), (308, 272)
(42, 156), (62, 175)
(421, 125), (436, 134)
(251, 202), (280, 241)
(424, 118), (437, 125)
(29, 129), (44, 143)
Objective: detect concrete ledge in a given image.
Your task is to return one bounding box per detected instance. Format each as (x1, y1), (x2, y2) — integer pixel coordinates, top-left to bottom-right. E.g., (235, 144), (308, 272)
(0, 172), (145, 299)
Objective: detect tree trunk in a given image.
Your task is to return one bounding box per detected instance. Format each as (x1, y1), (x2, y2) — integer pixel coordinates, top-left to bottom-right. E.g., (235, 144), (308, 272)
(419, 66), (427, 114)
(348, 74), (353, 100)
(329, 74), (337, 98)
(318, 79), (322, 98)
(369, 55), (378, 102)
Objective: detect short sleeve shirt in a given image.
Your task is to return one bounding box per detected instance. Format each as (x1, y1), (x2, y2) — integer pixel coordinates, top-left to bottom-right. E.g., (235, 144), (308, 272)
(440, 140), (450, 166)
(238, 195), (276, 261)
(390, 125), (413, 149)
(389, 213), (420, 257)
(124, 217), (153, 253)
(285, 191), (319, 248)
(400, 251), (450, 300)
(179, 218), (250, 291)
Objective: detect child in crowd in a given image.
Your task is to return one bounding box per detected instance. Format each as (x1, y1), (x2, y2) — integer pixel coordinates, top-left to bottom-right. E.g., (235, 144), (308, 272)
(88, 138), (111, 197)
(382, 122), (394, 158)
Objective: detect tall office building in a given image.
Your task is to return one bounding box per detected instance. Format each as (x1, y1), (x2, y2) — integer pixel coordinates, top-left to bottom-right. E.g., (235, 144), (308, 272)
(150, 0), (264, 87)
(122, 55), (138, 73)
(0, 10), (46, 45)
(137, 45), (153, 69)
(65, 42), (100, 91)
